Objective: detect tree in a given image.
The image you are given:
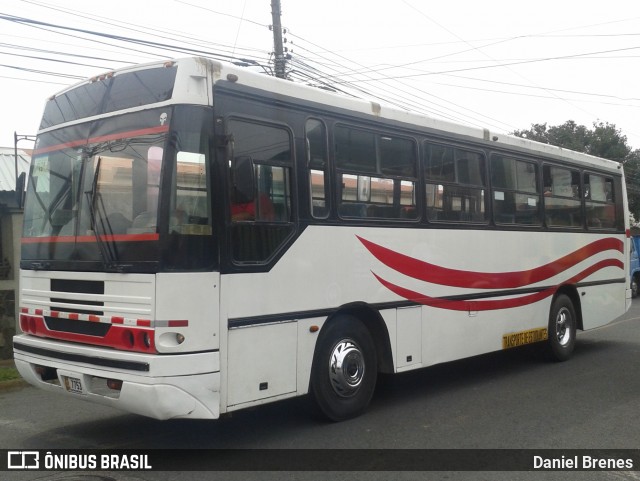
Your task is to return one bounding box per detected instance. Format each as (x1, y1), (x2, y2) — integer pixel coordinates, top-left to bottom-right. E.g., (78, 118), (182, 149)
(624, 149), (640, 221)
(512, 120), (640, 220)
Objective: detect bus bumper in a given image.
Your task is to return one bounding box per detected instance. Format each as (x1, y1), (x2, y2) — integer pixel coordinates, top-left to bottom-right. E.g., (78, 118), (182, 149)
(13, 336), (221, 420)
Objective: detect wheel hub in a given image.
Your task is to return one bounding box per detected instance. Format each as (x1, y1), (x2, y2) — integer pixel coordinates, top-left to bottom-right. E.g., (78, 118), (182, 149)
(329, 340), (365, 398)
(556, 307), (571, 346)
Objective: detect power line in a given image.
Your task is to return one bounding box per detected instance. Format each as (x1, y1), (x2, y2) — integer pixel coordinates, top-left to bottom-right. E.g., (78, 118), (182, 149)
(2, 2), (639, 148)
(0, 42), (132, 64)
(0, 48), (113, 69)
(329, 45), (640, 83)
(288, 32), (518, 132)
(0, 74), (68, 85)
(22, 0), (271, 62)
(0, 12), (273, 68)
(173, 0), (269, 29)
(0, 62), (83, 79)
(432, 80), (640, 108)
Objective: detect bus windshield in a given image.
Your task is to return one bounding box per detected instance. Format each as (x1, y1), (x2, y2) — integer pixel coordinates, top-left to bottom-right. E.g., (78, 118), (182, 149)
(22, 106), (216, 272)
(24, 133), (164, 241)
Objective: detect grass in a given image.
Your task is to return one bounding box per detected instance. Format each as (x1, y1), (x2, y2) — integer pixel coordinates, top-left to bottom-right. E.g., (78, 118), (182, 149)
(0, 366), (20, 382)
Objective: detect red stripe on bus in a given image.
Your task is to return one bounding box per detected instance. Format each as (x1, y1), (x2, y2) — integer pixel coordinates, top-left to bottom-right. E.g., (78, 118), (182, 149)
(22, 233), (159, 244)
(22, 316), (156, 353)
(167, 320), (188, 327)
(358, 236), (623, 290)
(32, 125), (170, 155)
(372, 258), (624, 311)
(136, 320), (151, 327)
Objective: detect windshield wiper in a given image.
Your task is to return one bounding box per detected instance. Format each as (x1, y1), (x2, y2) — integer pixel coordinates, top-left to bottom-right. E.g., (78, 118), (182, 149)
(84, 156), (121, 271)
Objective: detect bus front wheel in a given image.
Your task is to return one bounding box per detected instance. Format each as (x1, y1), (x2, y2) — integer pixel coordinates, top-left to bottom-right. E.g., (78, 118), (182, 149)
(547, 294), (577, 362)
(310, 316), (377, 421)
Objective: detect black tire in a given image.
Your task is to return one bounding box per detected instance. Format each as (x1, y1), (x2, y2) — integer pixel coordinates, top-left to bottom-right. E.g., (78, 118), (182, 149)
(547, 294), (577, 362)
(310, 315), (377, 421)
(632, 276), (638, 298)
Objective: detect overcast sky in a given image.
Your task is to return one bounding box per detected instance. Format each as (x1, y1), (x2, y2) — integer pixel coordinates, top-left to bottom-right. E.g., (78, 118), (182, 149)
(1, 0), (640, 150)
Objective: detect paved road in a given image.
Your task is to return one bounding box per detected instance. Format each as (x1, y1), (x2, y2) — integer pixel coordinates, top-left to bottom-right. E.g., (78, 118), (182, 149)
(2, 300), (640, 481)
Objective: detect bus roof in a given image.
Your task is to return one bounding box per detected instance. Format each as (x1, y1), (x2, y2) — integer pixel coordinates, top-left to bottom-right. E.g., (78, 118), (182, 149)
(46, 56), (622, 174)
(203, 58), (622, 173)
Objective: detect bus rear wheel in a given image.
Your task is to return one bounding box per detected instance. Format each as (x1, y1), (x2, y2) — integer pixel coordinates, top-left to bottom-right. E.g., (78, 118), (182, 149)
(310, 315), (377, 421)
(547, 294), (577, 362)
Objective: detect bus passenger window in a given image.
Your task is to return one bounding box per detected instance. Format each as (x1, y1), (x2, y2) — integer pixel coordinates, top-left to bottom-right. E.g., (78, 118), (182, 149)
(336, 125), (417, 220)
(542, 165), (582, 228)
(424, 143), (487, 223)
(490, 156), (540, 226)
(584, 173), (615, 229)
(306, 119), (329, 218)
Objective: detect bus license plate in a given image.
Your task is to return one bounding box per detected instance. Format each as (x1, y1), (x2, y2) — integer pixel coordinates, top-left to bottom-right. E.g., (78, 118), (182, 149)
(63, 376), (84, 394)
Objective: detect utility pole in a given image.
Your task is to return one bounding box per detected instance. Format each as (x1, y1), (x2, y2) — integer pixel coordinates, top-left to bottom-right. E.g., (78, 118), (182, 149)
(13, 131), (35, 207)
(270, 0), (287, 79)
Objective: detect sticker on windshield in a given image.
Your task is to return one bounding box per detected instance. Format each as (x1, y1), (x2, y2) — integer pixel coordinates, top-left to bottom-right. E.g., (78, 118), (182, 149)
(32, 156), (50, 193)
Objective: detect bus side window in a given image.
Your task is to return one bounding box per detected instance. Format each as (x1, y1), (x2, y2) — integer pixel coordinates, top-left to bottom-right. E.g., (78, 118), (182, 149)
(227, 118), (295, 262)
(166, 106), (213, 237)
(306, 119), (329, 218)
(490, 155), (541, 226)
(169, 151), (211, 235)
(335, 125), (417, 220)
(543, 165), (582, 228)
(584, 173), (616, 229)
(424, 143), (487, 223)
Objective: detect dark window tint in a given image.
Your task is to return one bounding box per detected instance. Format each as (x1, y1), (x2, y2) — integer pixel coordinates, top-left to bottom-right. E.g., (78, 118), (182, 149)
(379, 135), (416, 177)
(335, 126), (376, 173)
(306, 119), (329, 218)
(230, 120), (291, 163)
(41, 67), (177, 128)
(104, 68), (176, 112)
(228, 119), (294, 263)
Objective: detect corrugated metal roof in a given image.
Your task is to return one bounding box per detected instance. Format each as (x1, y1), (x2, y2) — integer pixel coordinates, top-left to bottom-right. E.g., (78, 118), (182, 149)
(0, 147), (31, 192)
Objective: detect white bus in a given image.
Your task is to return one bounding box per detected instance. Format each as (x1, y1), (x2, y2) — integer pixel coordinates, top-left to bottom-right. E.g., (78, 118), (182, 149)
(14, 57), (631, 421)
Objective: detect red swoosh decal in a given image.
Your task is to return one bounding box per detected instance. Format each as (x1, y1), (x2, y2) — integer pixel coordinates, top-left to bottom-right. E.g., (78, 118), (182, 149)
(372, 258), (623, 311)
(358, 236), (623, 289)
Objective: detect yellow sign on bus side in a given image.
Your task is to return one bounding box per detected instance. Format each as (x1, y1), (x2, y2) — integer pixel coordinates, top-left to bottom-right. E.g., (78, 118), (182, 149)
(502, 328), (548, 349)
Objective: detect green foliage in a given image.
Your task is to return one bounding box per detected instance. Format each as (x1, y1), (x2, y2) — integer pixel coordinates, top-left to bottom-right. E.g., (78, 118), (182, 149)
(512, 120), (640, 221)
(0, 366), (20, 382)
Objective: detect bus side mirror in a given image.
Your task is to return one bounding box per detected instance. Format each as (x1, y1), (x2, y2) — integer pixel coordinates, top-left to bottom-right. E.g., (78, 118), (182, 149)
(232, 155), (255, 203)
